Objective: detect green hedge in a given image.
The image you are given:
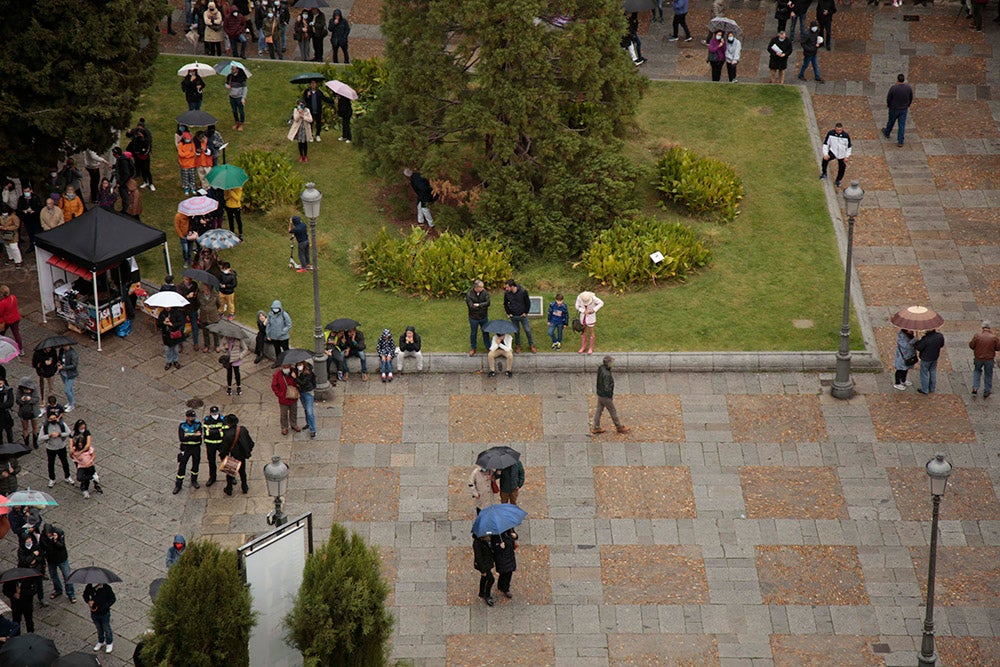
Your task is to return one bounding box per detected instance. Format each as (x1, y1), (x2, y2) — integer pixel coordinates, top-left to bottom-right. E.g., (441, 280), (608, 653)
(577, 215), (711, 292)
(233, 148), (305, 212)
(354, 227), (513, 297)
(655, 146), (743, 223)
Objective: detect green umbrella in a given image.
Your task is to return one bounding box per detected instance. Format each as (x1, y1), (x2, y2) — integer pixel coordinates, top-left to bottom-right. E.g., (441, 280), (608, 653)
(206, 165), (248, 190)
(290, 72), (326, 84)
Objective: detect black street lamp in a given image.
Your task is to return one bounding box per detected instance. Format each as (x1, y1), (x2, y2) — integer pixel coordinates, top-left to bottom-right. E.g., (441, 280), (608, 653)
(264, 455), (290, 527)
(831, 181), (865, 399)
(300, 183), (333, 401)
(918, 453), (952, 666)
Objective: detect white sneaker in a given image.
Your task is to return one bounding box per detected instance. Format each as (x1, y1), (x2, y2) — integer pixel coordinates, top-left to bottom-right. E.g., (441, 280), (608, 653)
(905, 380), (912, 386)
(48, 479), (55, 488)
(315, 135), (321, 142)
(66, 476), (75, 485)
(893, 383), (906, 391)
(149, 184), (156, 192)
(345, 139), (351, 144)
(83, 491), (90, 499)
(64, 405), (74, 413)
(105, 643), (113, 653)
(338, 136), (344, 141)
(94, 643), (104, 652)
(140, 183), (148, 189)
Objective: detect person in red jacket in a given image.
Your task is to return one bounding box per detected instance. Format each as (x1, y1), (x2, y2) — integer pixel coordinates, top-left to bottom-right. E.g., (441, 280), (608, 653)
(270, 365), (301, 436)
(0, 285), (23, 356)
(223, 7), (248, 59)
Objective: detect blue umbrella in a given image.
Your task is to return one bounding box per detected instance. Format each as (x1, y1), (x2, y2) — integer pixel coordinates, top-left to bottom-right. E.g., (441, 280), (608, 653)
(197, 228), (242, 250)
(472, 503), (527, 537)
(483, 319), (517, 335)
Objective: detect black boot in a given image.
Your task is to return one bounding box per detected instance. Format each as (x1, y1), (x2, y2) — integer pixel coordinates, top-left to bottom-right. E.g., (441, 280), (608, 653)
(190, 475), (200, 489)
(205, 477), (216, 487)
(223, 483), (233, 496)
(172, 479), (183, 494)
(241, 483), (248, 494)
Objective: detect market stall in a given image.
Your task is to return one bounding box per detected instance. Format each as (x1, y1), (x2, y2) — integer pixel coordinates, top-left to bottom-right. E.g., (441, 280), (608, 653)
(35, 208), (170, 351)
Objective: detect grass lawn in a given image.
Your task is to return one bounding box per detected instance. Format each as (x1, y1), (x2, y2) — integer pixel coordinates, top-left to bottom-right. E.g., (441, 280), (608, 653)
(133, 54), (856, 352)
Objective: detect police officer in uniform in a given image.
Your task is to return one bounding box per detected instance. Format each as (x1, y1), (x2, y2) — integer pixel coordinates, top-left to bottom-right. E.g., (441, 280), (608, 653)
(202, 406), (226, 487)
(174, 409), (202, 494)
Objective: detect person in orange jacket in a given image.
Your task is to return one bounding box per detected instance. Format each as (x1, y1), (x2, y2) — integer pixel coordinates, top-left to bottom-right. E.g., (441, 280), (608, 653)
(174, 211), (195, 268)
(176, 133), (197, 196)
(58, 186), (84, 222)
(193, 131), (213, 190)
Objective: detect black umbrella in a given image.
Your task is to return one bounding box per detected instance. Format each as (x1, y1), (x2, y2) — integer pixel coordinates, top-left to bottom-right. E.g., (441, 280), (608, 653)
(476, 446), (521, 470)
(325, 318), (359, 332)
(35, 335), (75, 351)
(149, 577), (166, 601)
(183, 268), (220, 289)
(0, 568), (43, 583)
(483, 319), (518, 335)
(66, 566), (122, 585)
(0, 634), (59, 667)
(175, 110), (218, 127)
(0, 443), (31, 458)
(53, 652), (102, 667)
(293, 0), (330, 7)
(276, 348), (314, 366)
(206, 320), (251, 342)
(290, 72), (326, 84)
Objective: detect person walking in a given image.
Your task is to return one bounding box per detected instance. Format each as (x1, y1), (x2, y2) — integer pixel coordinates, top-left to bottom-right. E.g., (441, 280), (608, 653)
(592, 356), (631, 435)
(220, 413), (254, 495)
(202, 406), (226, 487)
(892, 329), (917, 391)
(174, 409), (203, 494)
(403, 168), (435, 228)
(498, 460), (524, 505)
(41, 524), (76, 604)
(38, 411), (73, 489)
(915, 328), (945, 395)
(271, 365), (301, 435)
(491, 529), (518, 600)
(468, 465), (497, 514)
(797, 21), (823, 83)
(969, 321), (1000, 397)
(504, 279), (536, 353)
(467, 280), (491, 356)
(83, 582), (116, 654)
(57, 343), (78, 412)
(882, 74), (914, 147)
(264, 300), (292, 365)
(575, 291), (604, 355)
(473, 534), (496, 607)
(547, 294), (569, 350)
(667, 0), (692, 41)
(767, 29), (793, 84)
(820, 122), (850, 187)
(70, 419), (102, 498)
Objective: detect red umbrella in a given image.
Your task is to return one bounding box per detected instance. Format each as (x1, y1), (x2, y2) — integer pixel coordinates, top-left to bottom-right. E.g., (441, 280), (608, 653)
(890, 306), (944, 332)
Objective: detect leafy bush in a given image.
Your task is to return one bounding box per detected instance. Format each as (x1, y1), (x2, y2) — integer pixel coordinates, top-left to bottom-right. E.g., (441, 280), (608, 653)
(285, 524), (394, 667)
(142, 541), (256, 667)
(655, 146), (743, 223)
(233, 149), (305, 212)
(354, 227), (513, 297)
(577, 215), (711, 292)
(318, 58), (388, 137)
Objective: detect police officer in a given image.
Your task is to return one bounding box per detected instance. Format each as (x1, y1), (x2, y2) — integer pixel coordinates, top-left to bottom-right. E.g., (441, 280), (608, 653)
(174, 409), (202, 494)
(202, 406), (226, 487)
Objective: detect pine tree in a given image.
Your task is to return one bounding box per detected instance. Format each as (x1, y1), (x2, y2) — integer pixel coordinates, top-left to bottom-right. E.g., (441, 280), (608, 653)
(360, 0), (644, 259)
(142, 541), (256, 667)
(285, 524), (394, 667)
(0, 0), (163, 182)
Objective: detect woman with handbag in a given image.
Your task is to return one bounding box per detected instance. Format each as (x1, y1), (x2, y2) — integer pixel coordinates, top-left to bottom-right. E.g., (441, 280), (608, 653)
(893, 329), (917, 391)
(270, 365), (301, 436)
(491, 529), (518, 600)
(574, 291), (604, 355)
(220, 413), (254, 495)
(158, 307), (185, 371)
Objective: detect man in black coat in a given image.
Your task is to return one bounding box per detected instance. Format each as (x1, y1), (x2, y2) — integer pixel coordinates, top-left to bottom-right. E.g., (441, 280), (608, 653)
(882, 73), (914, 147)
(816, 0), (836, 49)
(40, 524), (76, 603)
(329, 8), (350, 62)
(592, 356), (630, 435)
(788, 0), (812, 39)
(503, 279), (536, 353)
(220, 413), (254, 495)
(473, 534), (496, 607)
(915, 329), (945, 395)
(111, 147), (135, 214)
(491, 530), (517, 599)
(303, 81), (332, 141)
(15, 184), (41, 251)
(403, 168), (435, 228)
(337, 94), (353, 143)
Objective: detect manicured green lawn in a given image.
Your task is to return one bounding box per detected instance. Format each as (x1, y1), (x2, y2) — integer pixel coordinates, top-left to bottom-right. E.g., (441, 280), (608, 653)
(134, 55), (855, 351)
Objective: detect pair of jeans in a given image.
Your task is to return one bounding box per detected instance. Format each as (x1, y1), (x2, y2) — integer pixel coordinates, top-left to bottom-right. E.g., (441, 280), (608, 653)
(91, 611), (113, 644)
(919, 359), (938, 393)
(297, 240), (310, 268)
(300, 391), (316, 433)
(344, 350), (367, 373)
(164, 344), (180, 365)
(331, 41), (349, 63)
(548, 322), (564, 344)
(180, 237), (194, 264)
(188, 314), (200, 346)
(60, 374), (75, 408)
(49, 559), (75, 598)
(379, 358), (393, 375)
(798, 53), (821, 80)
(229, 97), (245, 123)
(973, 359), (994, 393)
(509, 315), (534, 348)
(884, 108), (908, 145)
(229, 35), (247, 59)
(788, 13), (807, 39)
(469, 317), (489, 352)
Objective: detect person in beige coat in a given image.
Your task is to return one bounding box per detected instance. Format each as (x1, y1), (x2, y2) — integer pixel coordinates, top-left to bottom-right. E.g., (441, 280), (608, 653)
(40, 198), (63, 231)
(468, 466), (497, 515)
(0, 210), (21, 268)
(203, 2), (224, 56)
(575, 291), (604, 355)
(288, 102), (313, 163)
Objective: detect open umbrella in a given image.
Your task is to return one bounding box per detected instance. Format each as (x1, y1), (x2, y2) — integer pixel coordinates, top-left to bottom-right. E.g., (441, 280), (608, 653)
(483, 319), (518, 335)
(890, 306), (944, 332)
(324, 79), (358, 100)
(290, 72), (326, 84)
(708, 16), (742, 37)
(215, 60), (252, 77)
(0, 634), (60, 667)
(472, 503), (527, 537)
(0, 443), (31, 458)
(35, 335), (75, 351)
(325, 317), (360, 332)
(175, 110), (218, 127)
(182, 268), (220, 289)
(66, 567), (122, 586)
(176, 62), (217, 77)
(0, 336), (20, 363)
(149, 577), (166, 601)
(197, 228), (242, 250)
(476, 446), (521, 470)
(276, 348), (314, 366)
(207, 320), (252, 342)
(206, 164), (248, 190)
(53, 652), (103, 667)
(0, 568), (43, 583)
(293, 0), (330, 8)
(178, 196), (219, 216)
(144, 292), (190, 309)
(1, 490), (58, 507)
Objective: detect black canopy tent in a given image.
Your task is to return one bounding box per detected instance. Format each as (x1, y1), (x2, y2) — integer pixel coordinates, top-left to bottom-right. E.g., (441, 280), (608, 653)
(34, 208), (171, 351)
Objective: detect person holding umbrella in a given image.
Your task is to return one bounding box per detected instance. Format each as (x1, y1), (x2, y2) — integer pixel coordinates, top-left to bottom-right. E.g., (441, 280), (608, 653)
(226, 64), (249, 131)
(181, 69), (205, 111)
(468, 465), (497, 515)
(707, 29), (726, 81)
(3, 576), (36, 633)
(473, 534), (496, 607)
(158, 306), (186, 370)
(16, 532), (46, 608)
(40, 524), (76, 604)
(915, 328), (945, 395)
(498, 460), (524, 505)
(83, 582), (116, 654)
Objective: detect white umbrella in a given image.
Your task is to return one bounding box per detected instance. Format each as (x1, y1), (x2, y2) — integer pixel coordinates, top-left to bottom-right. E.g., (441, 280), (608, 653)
(324, 79), (358, 100)
(178, 196), (219, 216)
(177, 62), (217, 77)
(145, 292), (190, 309)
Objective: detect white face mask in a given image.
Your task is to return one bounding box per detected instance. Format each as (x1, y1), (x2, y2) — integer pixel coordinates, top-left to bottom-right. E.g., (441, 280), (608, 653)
(282, 368), (291, 375)
(811, 26), (818, 32)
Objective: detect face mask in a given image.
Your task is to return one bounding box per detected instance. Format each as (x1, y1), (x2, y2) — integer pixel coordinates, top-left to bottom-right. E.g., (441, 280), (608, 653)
(66, 193), (75, 200)
(282, 368), (291, 375)
(811, 26), (818, 32)
(727, 37), (734, 43)
(272, 308), (280, 314)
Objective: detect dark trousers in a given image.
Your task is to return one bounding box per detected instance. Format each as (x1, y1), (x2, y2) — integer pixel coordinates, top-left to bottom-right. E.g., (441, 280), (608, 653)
(341, 115), (352, 141)
(478, 570), (495, 599)
(230, 97), (245, 123)
(312, 36), (324, 61)
(229, 35), (247, 59)
(87, 168), (101, 203)
(225, 459), (248, 490)
(0, 423), (12, 444)
(672, 12), (690, 37)
(895, 369), (909, 384)
(226, 206), (243, 235)
(818, 16), (832, 46)
(205, 442), (224, 481)
(271, 338), (290, 360)
(226, 365), (242, 388)
(11, 604), (33, 633)
(46, 447), (70, 481)
(821, 156), (846, 182)
(498, 571), (512, 593)
(710, 60), (723, 81)
(331, 40), (349, 63)
(726, 62), (738, 81)
(176, 444), (200, 480)
(135, 156), (153, 186)
(298, 141), (309, 157)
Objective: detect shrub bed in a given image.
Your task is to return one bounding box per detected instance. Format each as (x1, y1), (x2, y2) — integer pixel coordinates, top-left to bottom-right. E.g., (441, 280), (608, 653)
(655, 146), (743, 223)
(233, 149), (305, 212)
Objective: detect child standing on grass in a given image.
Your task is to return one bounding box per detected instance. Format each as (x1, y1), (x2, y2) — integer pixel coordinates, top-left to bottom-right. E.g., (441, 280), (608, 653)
(547, 294), (569, 350)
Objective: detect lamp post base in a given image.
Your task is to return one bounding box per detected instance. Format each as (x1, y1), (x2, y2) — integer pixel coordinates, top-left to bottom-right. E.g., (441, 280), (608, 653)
(917, 652), (937, 666)
(314, 380), (334, 402)
(830, 378), (855, 399)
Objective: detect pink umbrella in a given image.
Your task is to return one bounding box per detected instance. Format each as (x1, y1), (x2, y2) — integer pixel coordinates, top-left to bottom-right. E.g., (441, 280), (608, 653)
(0, 336), (19, 363)
(178, 196), (219, 216)
(324, 79), (358, 100)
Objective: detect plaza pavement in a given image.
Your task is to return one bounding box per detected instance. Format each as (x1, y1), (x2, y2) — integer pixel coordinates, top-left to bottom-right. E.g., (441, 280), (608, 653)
(9, 0), (999, 664)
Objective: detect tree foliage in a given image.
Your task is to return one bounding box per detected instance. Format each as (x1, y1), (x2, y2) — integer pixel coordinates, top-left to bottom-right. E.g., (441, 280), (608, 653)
(0, 0), (163, 181)
(285, 523), (394, 667)
(142, 540), (256, 667)
(360, 0), (644, 260)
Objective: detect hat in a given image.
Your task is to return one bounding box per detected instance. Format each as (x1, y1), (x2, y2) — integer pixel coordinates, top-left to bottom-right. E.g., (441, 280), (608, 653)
(578, 291), (595, 305)
(185, 409), (197, 418)
(209, 406), (220, 414)
(983, 320), (992, 329)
